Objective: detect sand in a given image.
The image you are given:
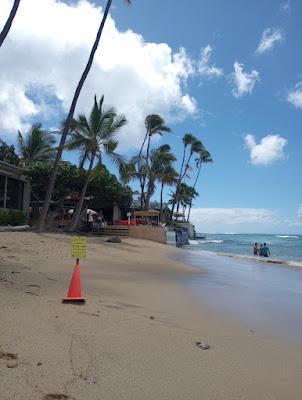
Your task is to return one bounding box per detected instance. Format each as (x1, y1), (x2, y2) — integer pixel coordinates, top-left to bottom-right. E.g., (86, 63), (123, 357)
(0, 232), (302, 400)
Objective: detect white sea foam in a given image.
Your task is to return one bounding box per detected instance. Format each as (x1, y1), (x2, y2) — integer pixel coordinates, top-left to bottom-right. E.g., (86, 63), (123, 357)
(199, 240), (224, 244)
(276, 235), (299, 239)
(217, 252), (302, 269)
(188, 240), (199, 245)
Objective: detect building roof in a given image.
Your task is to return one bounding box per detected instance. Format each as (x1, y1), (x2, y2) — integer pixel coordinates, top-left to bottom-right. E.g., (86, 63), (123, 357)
(134, 209), (160, 217)
(0, 160), (27, 181)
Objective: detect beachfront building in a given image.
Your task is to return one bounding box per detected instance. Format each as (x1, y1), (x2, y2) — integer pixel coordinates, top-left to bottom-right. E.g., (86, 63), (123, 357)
(0, 161), (30, 213)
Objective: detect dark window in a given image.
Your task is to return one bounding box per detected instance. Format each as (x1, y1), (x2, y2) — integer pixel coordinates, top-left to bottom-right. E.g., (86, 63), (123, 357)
(6, 178), (23, 210)
(0, 175), (5, 208)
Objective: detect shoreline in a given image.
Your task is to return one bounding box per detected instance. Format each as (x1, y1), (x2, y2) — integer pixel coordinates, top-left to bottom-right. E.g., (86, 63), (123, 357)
(186, 245), (302, 269)
(1, 232), (302, 399)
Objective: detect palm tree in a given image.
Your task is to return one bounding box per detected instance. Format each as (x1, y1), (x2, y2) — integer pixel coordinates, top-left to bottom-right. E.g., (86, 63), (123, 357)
(172, 183), (198, 218)
(17, 123), (56, 166)
(66, 95), (127, 231)
(144, 144), (176, 210)
(119, 160), (137, 187)
(187, 149), (212, 222)
(158, 165), (178, 222)
(171, 137), (204, 216)
(179, 133), (196, 181)
(138, 114), (171, 208)
(37, 0), (131, 232)
(0, 0), (21, 48)
(181, 185), (198, 219)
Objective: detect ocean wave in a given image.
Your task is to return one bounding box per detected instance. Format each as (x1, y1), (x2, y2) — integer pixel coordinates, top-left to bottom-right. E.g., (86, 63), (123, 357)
(199, 240), (224, 244)
(276, 235), (299, 239)
(217, 252), (302, 268)
(188, 240), (199, 245)
(185, 248), (302, 268)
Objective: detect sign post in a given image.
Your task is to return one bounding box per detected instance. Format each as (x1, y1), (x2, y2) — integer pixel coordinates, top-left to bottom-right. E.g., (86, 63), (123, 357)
(62, 237), (87, 304)
(71, 236), (87, 264)
(126, 212), (131, 225)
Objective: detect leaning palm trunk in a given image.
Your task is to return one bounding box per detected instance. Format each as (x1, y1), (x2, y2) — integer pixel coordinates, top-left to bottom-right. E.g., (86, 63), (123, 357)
(187, 164), (202, 222)
(0, 0), (21, 48)
(159, 182), (164, 222)
(143, 134), (152, 210)
(171, 150), (193, 217)
(70, 153), (96, 231)
(36, 0), (113, 232)
(138, 132), (148, 208)
(170, 145), (186, 216)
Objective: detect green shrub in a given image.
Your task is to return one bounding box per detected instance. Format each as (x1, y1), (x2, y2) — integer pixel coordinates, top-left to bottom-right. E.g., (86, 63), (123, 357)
(0, 209), (27, 226)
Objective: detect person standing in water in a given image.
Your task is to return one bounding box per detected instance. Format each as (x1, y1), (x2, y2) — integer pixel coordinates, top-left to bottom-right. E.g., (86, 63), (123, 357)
(253, 242), (259, 255)
(262, 243), (270, 258)
(258, 244), (263, 256)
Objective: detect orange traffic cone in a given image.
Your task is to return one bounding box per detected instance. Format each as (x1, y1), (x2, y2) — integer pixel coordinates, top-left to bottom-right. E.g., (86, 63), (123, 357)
(62, 262), (85, 303)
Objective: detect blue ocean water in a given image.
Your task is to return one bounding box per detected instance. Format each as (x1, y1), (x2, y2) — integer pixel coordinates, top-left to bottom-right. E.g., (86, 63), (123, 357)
(188, 233), (302, 265)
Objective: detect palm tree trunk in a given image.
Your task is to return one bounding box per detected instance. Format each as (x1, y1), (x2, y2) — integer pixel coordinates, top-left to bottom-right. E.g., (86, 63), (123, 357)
(171, 145), (186, 217)
(0, 0), (20, 48)
(36, 0), (113, 232)
(187, 163), (201, 222)
(70, 153), (96, 231)
(138, 130), (148, 208)
(160, 182), (164, 222)
(143, 134), (152, 210)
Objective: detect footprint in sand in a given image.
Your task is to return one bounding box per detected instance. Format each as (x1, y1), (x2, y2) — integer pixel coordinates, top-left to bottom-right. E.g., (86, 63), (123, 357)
(25, 291), (40, 296)
(43, 395), (74, 400)
(0, 351), (18, 368)
(195, 341), (210, 350)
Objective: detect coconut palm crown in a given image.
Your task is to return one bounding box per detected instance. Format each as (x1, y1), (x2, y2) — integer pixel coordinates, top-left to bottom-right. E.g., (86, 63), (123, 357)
(17, 123), (56, 166)
(66, 95), (127, 230)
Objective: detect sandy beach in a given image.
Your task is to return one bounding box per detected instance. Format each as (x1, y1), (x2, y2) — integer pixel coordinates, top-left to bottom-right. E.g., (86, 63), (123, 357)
(1, 232), (302, 400)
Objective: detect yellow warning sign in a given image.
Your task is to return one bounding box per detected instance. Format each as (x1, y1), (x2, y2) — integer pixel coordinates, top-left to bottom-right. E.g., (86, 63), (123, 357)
(71, 237), (87, 259)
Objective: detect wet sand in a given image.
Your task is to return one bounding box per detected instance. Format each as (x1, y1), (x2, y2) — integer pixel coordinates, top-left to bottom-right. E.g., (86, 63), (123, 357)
(1, 232), (302, 400)
(179, 249), (302, 343)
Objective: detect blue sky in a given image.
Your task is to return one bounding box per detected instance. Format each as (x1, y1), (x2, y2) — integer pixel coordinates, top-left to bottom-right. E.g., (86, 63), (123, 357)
(0, 0), (301, 233)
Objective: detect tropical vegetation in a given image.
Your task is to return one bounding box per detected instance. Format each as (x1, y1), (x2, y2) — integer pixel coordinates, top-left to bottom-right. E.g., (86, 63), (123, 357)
(0, 208), (27, 226)
(0, 92), (212, 229)
(66, 95), (127, 230)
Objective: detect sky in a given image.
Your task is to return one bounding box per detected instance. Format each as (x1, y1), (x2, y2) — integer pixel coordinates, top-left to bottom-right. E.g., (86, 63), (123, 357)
(0, 0), (301, 233)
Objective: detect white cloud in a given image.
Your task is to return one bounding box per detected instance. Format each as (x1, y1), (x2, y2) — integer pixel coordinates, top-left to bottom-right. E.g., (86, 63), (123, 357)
(280, 1), (291, 13)
(256, 28), (284, 54)
(244, 134), (287, 166)
(0, 0), (197, 150)
(191, 208), (280, 226)
(198, 45), (223, 79)
(190, 207), (302, 233)
(287, 81), (302, 109)
(232, 62), (259, 97)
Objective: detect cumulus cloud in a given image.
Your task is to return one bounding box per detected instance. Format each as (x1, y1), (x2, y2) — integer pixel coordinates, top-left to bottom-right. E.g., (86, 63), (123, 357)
(297, 204), (302, 220)
(0, 0), (197, 149)
(190, 208), (280, 226)
(244, 134), (287, 166)
(232, 62), (259, 97)
(256, 28), (284, 54)
(198, 45), (223, 79)
(287, 81), (302, 109)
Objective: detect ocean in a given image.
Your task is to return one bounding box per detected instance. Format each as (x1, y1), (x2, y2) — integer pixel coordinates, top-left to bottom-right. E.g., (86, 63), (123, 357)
(187, 233), (302, 267)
